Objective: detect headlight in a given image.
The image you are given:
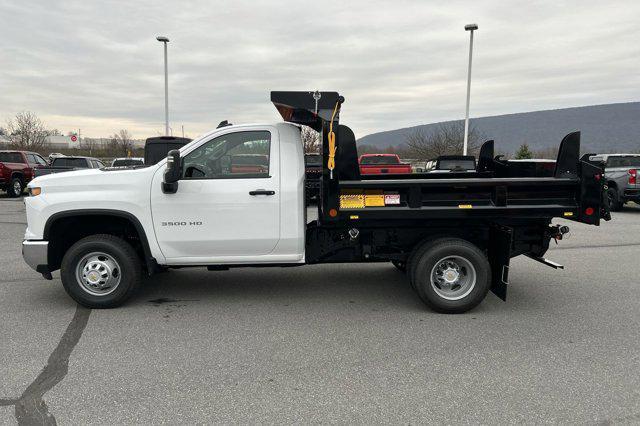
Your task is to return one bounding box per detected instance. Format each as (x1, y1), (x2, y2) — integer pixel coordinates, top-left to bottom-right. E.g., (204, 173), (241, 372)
(28, 187), (41, 196)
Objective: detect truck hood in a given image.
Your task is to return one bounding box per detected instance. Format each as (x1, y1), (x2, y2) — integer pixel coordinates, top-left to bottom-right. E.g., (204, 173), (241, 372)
(29, 166), (157, 192)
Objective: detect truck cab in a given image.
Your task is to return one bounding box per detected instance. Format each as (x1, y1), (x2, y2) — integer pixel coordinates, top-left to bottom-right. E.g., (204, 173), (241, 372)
(150, 123), (306, 263)
(23, 122), (306, 267)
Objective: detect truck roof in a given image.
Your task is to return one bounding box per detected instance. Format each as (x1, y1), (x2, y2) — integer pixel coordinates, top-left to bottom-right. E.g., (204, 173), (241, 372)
(591, 153), (640, 158)
(55, 155), (99, 160)
(0, 150), (37, 154)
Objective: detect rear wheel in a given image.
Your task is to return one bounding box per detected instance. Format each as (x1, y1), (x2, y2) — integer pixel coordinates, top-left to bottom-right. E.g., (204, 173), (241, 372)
(607, 187), (623, 211)
(7, 177), (23, 197)
(61, 234), (142, 308)
(410, 238), (490, 314)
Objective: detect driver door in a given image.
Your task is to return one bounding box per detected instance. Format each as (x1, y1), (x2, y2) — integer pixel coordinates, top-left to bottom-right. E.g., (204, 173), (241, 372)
(151, 127), (281, 261)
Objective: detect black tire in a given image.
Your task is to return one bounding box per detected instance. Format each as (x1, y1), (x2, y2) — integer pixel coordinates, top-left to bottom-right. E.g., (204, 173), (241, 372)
(410, 238), (490, 314)
(406, 237), (451, 292)
(607, 187), (623, 212)
(7, 177), (24, 197)
(391, 260), (407, 273)
(61, 234), (142, 308)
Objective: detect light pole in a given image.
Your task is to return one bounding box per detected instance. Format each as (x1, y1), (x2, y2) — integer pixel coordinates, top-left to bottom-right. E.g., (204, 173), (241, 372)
(463, 23), (478, 156)
(156, 36), (170, 136)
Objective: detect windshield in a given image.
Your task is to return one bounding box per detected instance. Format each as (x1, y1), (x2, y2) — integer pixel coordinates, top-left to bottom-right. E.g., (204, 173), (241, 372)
(360, 156), (400, 165)
(112, 159), (144, 167)
(437, 160), (476, 170)
(53, 158), (88, 168)
(0, 152), (24, 163)
(606, 156), (640, 168)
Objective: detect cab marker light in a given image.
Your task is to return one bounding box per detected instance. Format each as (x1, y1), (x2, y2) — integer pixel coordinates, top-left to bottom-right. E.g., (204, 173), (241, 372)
(458, 204), (472, 209)
(563, 212), (574, 217)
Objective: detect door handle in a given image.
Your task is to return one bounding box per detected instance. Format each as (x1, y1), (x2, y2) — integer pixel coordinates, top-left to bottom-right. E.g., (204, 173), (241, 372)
(249, 189), (275, 196)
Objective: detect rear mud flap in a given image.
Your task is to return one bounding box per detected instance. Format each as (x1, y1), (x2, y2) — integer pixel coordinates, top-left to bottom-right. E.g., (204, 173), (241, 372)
(489, 225), (513, 301)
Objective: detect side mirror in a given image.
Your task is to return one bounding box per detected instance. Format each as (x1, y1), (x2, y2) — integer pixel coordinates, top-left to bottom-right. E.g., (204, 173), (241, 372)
(162, 150), (181, 194)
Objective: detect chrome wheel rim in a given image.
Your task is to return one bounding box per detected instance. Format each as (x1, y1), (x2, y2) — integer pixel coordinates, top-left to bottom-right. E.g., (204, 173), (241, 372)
(75, 252), (122, 296)
(13, 180), (22, 194)
(430, 255), (476, 301)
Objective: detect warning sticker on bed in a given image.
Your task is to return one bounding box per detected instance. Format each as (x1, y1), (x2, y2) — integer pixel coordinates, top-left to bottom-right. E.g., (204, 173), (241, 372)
(384, 193), (401, 205)
(340, 192), (365, 209)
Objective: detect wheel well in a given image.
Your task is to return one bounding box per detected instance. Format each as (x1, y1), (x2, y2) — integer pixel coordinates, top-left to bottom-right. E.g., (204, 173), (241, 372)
(11, 172), (24, 181)
(45, 213), (151, 273)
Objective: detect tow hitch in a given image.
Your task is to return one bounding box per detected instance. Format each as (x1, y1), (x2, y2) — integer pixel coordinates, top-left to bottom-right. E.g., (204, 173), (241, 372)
(550, 224), (570, 242)
(524, 224), (570, 270)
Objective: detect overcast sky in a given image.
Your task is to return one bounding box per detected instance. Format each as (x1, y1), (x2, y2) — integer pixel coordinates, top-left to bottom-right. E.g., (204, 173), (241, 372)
(1, 0), (638, 139)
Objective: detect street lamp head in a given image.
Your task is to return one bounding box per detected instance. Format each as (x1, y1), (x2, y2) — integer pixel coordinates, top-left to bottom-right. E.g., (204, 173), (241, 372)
(156, 36), (170, 43)
(464, 24), (478, 31)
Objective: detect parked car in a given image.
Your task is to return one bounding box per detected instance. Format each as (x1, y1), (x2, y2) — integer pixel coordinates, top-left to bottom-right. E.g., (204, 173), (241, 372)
(34, 156), (105, 177)
(111, 157), (145, 167)
(305, 153), (322, 203)
(590, 154), (640, 211)
(48, 153), (65, 163)
(358, 154), (412, 174)
(0, 150), (48, 197)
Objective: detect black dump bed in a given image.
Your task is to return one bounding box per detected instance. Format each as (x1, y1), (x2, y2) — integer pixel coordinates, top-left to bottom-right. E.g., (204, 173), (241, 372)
(271, 91), (610, 227)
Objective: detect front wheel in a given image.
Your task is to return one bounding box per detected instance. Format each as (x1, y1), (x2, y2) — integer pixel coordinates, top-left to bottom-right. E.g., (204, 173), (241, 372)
(7, 177), (24, 197)
(61, 234), (142, 308)
(411, 239), (490, 314)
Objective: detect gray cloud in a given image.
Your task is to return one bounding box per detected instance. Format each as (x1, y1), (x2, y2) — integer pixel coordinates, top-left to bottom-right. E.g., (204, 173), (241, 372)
(0, 0), (638, 138)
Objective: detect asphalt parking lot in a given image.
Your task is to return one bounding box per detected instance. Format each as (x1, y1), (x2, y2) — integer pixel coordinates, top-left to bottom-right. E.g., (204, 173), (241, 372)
(1, 195), (639, 424)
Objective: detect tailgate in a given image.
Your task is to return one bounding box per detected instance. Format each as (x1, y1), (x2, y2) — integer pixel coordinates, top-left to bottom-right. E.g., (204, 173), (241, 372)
(359, 164), (411, 174)
(571, 154), (610, 225)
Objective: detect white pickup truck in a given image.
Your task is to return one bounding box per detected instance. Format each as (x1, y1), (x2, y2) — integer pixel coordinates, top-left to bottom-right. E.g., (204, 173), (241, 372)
(22, 91), (609, 313)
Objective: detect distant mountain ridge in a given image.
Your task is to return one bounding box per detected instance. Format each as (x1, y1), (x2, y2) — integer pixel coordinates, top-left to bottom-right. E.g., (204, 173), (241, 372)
(357, 102), (640, 154)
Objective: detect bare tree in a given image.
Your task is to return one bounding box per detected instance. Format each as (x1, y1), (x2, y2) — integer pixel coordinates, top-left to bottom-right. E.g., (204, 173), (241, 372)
(110, 129), (134, 157)
(404, 121), (484, 160)
(81, 137), (99, 155)
(5, 111), (49, 149)
(300, 126), (320, 153)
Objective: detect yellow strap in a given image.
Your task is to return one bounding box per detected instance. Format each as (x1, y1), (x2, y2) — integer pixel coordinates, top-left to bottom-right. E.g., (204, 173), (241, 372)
(327, 101), (340, 177)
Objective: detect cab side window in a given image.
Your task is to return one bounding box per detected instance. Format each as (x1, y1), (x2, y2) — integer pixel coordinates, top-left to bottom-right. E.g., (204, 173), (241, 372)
(26, 154), (46, 166)
(26, 154), (38, 165)
(182, 131), (271, 179)
(34, 154), (48, 165)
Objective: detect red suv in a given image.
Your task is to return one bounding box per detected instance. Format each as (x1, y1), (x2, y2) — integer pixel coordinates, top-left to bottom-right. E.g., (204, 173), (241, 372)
(0, 150), (48, 197)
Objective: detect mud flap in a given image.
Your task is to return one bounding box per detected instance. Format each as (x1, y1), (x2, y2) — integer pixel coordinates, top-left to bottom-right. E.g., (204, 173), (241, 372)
(489, 225), (513, 301)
